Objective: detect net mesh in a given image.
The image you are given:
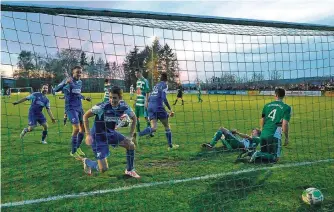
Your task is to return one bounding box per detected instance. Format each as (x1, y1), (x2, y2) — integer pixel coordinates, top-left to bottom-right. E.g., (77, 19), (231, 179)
(1, 3), (334, 211)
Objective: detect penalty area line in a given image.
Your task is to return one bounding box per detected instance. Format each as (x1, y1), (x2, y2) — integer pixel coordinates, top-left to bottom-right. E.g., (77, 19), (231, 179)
(2, 158), (333, 208)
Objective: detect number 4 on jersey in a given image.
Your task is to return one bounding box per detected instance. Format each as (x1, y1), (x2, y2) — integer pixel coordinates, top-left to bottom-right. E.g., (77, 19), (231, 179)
(268, 109), (277, 121)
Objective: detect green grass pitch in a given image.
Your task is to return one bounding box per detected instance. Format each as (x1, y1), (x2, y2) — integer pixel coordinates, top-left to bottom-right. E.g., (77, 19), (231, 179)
(1, 93), (333, 211)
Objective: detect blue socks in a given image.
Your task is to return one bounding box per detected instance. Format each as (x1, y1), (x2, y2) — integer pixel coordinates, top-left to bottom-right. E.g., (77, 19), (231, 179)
(126, 150), (135, 171)
(77, 132), (84, 148)
(139, 127), (152, 137)
(165, 129), (172, 148)
(85, 159), (99, 171)
(42, 130), (47, 141)
(71, 136), (78, 154)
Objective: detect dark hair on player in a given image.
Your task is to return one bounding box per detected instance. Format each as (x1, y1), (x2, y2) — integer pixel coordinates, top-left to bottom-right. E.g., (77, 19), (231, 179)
(110, 85), (123, 98)
(275, 87), (285, 99)
(160, 72), (168, 82)
(104, 79), (109, 83)
(71, 65), (82, 72)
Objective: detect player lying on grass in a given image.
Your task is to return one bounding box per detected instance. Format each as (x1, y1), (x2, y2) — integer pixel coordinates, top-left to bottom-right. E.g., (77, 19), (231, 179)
(137, 72), (179, 150)
(53, 66), (92, 158)
(13, 84), (56, 144)
(249, 87), (291, 163)
(202, 127), (261, 151)
(81, 86), (140, 178)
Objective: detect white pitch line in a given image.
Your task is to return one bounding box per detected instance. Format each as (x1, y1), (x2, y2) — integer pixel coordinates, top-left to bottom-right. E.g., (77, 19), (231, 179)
(2, 159), (333, 208)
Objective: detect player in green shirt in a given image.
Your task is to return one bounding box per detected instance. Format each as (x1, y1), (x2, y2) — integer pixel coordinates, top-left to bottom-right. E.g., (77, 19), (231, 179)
(202, 126), (261, 152)
(103, 79), (111, 102)
(250, 87), (292, 163)
(135, 70), (152, 135)
(197, 82), (203, 103)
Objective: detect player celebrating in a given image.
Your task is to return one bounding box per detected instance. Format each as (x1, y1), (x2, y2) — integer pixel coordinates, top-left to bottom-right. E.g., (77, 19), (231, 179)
(173, 83), (184, 105)
(250, 87), (292, 163)
(137, 72), (179, 150)
(134, 70), (151, 135)
(197, 82), (203, 103)
(103, 79), (111, 102)
(13, 84), (56, 144)
(202, 127), (261, 151)
(130, 84), (134, 100)
(53, 66), (91, 158)
(81, 86), (140, 178)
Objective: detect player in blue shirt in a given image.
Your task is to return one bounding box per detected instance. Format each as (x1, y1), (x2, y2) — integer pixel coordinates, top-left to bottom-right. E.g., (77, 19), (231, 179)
(53, 66), (91, 158)
(137, 72), (179, 150)
(13, 84), (56, 144)
(81, 86), (140, 178)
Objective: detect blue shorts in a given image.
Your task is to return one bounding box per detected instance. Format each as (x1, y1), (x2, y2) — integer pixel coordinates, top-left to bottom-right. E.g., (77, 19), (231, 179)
(28, 113), (46, 126)
(90, 127), (126, 160)
(148, 109), (169, 120)
(66, 109), (83, 124)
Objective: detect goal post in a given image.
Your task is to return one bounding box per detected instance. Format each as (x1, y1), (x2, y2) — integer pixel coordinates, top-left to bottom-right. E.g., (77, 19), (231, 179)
(9, 87), (33, 95)
(1, 2), (334, 211)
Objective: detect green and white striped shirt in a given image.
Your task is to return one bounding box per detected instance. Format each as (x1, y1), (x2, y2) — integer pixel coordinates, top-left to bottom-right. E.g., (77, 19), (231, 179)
(103, 84), (110, 102)
(136, 78), (150, 107)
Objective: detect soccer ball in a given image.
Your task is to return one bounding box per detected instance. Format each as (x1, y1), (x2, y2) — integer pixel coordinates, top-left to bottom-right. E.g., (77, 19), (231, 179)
(118, 114), (130, 128)
(302, 188), (324, 205)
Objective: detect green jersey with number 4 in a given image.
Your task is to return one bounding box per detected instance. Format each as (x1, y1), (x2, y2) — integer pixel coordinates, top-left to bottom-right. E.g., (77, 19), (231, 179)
(261, 100), (292, 139)
(136, 78), (150, 107)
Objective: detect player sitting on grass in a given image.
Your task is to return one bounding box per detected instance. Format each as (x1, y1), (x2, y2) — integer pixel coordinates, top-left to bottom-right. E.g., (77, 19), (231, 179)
(137, 72), (179, 150)
(81, 86), (140, 178)
(202, 127), (261, 152)
(53, 66), (92, 158)
(249, 87), (291, 163)
(13, 84), (56, 144)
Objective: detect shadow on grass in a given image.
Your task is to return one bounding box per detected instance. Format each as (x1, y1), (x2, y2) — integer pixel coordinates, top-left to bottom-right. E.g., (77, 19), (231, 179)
(296, 200), (334, 212)
(190, 169), (272, 211)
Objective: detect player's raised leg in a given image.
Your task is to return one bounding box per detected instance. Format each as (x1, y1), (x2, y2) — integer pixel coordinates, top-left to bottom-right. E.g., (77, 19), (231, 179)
(20, 125), (35, 139)
(202, 128), (224, 149)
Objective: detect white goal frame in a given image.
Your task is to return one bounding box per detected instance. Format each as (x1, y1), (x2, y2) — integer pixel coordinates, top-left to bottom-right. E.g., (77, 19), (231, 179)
(9, 87), (33, 94)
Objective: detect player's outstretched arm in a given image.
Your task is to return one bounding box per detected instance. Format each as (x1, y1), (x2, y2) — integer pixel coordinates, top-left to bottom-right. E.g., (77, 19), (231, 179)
(81, 95), (92, 102)
(83, 110), (95, 146)
(12, 97), (28, 105)
(53, 78), (71, 92)
(46, 108), (57, 123)
(232, 130), (251, 139)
